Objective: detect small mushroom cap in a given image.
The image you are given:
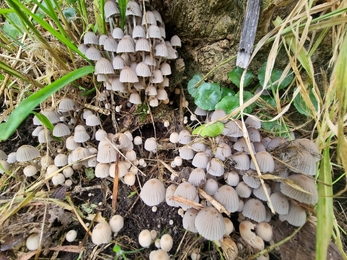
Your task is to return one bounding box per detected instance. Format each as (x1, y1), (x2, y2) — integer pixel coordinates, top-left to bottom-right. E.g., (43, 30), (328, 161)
(232, 152), (250, 170)
(224, 217), (234, 235)
(16, 145), (40, 162)
(179, 146), (194, 160)
(214, 185), (239, 213)
(26, 233), (40, 250)
(85, 46), (102, 60)
(52, 173), (65, 186)
(144, 137), (157, 152)
(222, 120), (243, 137)
(92, 222), (112, 245)
(95, 163), (110, 178)
(95, 58), (114, 74)
(53, 123), (70, 137)
(23, 165), (37, 177)
(215, 142), (232, 161)
(281, 201), (307, 227)
(140, 178), (166, 206)
(174, 182), (198, 210)
(97, 139), (118, 163)
(149, 249), (170, 260)
(250, 151), (275, 173)
(195, 207), (226, 241)
(236, 181), (252, 198)
(242, 175), (261, 189)
(206, 158), (224, 177)
(83, 31), (98, 44)
(233, 137), (255, 154)
(203, 178), (219, 196)
(280, 174), (318, 205)
(66, 230), (78, 242)
(182, 208), (198, 233)
(192, 152), (209, 169)
(120, 66), (139, 83)
(239, 220), (256, 242)
(255, 222), (273, 242)
(139, 229), (152, 247)
(188, 168), (206, 186)
(170, 35), (181, 47)
(224, 171), (240, 187)
(160, 234), (173, 252)
(165, 184), (178, 207)
(86, 114), (101, 126)
(268, 192), (289, 214)
(245, 115), (261, 129)
(242, 198), (266, 222)
(109, 215), (124, 233)
(58, 98), (75, 112)
(253, 183), (271, 201)
(178, 130), (191, 144)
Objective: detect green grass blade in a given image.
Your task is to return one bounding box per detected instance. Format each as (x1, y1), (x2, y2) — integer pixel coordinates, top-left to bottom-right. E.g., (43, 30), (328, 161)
(6, 0), (86, 60)
(316, 138), (333, 260)
(0, 66), (94, 141)
(118, 0), (128, 30)
(0, 59), (29, 83)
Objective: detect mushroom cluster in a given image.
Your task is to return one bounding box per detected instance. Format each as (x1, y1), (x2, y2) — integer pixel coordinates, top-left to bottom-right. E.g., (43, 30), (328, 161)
(138, 109), (319, 251)
(79, 0), (181, 107)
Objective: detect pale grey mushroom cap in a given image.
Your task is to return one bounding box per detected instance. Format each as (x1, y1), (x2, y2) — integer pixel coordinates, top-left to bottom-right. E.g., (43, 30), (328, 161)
(281, 201), (306, 227)
(222, 120), (243, 137)
(166, 184), (178, 207)
(54, 153), (68, 167)
(91, 222), (112, 245)
(236, 181), (252, 198)
(178, 130), (191, 144)
(23, 165), (37, 177)
(215, 142), (232, 161)
(268, 192), (289, 215)
(174, 182), (198, 210)
(95, 163), (110, 178)
(112, 27), (124, 40)
(95, 58), (114, 74)
(224, 171), (240, 187)
(214, 185), (239, 213)
(232, 152), (250, 170)
(280, 174), (318, 205)
(183, 208), (198, 233)
(202, 178), (218, 196)
(242, 198), (267, 222)
(253, 183), (271, 201)
(194, 207), (226, 241)
(144, 137), (157, 152)
(179, 146), (194, 160)
(192, 152), (209, 169)
(97, 139), (118, 163)
(140, 178), (166, 206)
(109, 215), (124, 233)
(255, 222), (273, 242)
(242, 175), (261, 189)
(74, 125), (90, 143)
(245, 115), (261, 129)
(53, 123), (70, 137)
(206, 158), (224, 177)
(86, 46), (102, 60)
(188, 168), (206, 186)
(86, 114), (101, 126)
(58, 98), (75, 112)
(233, 137), (255, 154)
(83, 31), (98, 45)
(16, 145), (40, 162)
(247, 127), (261, 142)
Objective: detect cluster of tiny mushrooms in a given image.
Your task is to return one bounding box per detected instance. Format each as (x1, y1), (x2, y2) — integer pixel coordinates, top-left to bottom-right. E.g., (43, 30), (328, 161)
(0, 0), (320, 259)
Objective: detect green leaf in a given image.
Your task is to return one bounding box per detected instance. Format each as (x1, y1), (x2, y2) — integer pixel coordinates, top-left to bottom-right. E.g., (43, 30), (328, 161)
(259, 95), (276, 108)
(118, 0), (128, 30)
(293, 88), (319, 117)
(62, 7), (76, 22)
(3, 12), (24, 38)
(187, 74), (203, 98)
(215, 95), (239, 113)
(236, 91), (256, 114)
(0, 66), (94, 141)
(258, 63), (294, 91)
(32, 112), (54, 131)
(193, 122), (224, 137)
(220, 87), (235, 98)
(227, 66), (254, 88)
(195, 82), (221, 111)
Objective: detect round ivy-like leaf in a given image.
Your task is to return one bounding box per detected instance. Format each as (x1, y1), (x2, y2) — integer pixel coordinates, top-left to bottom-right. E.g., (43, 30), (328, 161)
(195, 82), (221, 111)
(228, 66), (254, 88)
(192, 122), (224, 137)
(187, 74), (203, 98)
(258, 63), (294, 91)
(215, 95), (239, 114)
(221, 87), (235, 98)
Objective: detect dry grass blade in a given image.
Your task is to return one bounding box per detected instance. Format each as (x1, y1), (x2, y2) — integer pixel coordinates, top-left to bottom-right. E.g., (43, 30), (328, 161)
(170, 196), (203, 210)
(197, 187), (230, 216)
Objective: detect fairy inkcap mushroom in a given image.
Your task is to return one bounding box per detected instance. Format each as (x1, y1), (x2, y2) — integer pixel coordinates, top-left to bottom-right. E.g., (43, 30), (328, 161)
(281, 201), (307, 227)
(268, 192), (289, 215)
(16, 145), (40, 162)
(192, 152), (209, 169)
(178, 130), (191, 144)
(250, 151), (275, 173)
(91, 222), (112, 245)
(236, 181), (252, 198)
(95, 57), (115, 75)
(188, 168), (206, 186)
(149, 249), (170, 260)
(53, 123), (70, 137)
(215, 142), (232, 161)
(214, 185), (239, 213)
(194, 207), (226, 241)
(203, 178), (219, 196)
(231, 152), (250, 170)
(280, 174), (318, 205)
(26, 233), (40, 250)
(23, 165), (37, 177)
(140, 178), (165, 206)
(206, 158), (224, 177)
(109, 215), (124, 234)
(144, 137), (157, 152)
(182, 208), (198, 233)
(139, 229), (152, 247)
(97, 139), (118, 163)
(242, 198), (267, 222)
(66, 230), (78, 242)
(165, 184), (178, 207)
(179, 146), (194, 160)
(224, 171), (240, 187)
(174, 182), (198, 210)
(253, 183), (271, 201)
(160, 234), (173, 252)
(224, 217), (234, 235)
(255, 222), (273, 242)
(242, 175), (261, 189)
